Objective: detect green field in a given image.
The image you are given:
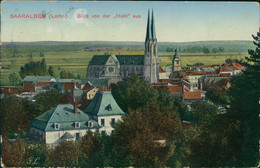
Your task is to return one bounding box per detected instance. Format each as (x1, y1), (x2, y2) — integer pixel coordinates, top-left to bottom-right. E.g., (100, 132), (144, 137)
(0, 48), (249, 86)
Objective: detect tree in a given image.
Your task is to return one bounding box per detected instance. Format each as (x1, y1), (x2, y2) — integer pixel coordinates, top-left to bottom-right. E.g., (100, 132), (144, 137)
(48, 141), (80, 167)
(2, 139), (25, 167)
(226, 30), (260, 166)
(23, 142), (49, 167)
(60, 70), (75, 79)
(111, 74), (158, 113)
(211, 48), (218, 53)
(113, 102), (181, 167)
(39, 52), (45, 57)
(31, 90), (71, 117)
(9, 73), (21, 86)
(19, 58), (49, 79)
(1, 96), (30, 137)
(202, 47), (210, 53)
(48, 66), (54, 76)
(188, 102), (220, 167)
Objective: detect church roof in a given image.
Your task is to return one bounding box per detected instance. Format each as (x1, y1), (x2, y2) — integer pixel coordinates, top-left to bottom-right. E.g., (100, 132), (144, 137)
(30, 104), (99, 131)
(84, 91), (125, 116)
(88, 55), (144, 66)
(89, 55), (110, 65)
(116, 55), (144, 65)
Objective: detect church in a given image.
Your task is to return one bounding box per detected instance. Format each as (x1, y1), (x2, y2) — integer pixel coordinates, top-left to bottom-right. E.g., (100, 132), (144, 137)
(86, 10), (159, 84)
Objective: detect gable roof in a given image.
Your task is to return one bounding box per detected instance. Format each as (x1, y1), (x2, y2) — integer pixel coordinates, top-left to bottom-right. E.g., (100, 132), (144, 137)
(218, 66), (232, 72)
(87, 78), (109, 87)
(184, 91), (202, 100)
(30, 104), (99, 131)
(89, 55), (110, 65)
(88, 55), (144, 66)
(159, 66), (165, 73)
(23, 76), (56, 82)
(116, 55), (144, 65)
(84, 91), (125, 116)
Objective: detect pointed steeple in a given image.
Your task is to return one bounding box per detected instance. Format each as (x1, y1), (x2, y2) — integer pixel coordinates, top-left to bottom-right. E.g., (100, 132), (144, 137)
(173, 49), (180, 60)
(146, 9), (152, 40)
(151, 10), (156, 40)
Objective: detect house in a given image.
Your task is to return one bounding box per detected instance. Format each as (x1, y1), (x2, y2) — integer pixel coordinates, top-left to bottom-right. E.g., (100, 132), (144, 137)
(184, 91), (202, 105)
(29, 104), (99, 146)
(84, 91), (125, 135)
(29, 90), (125, 145)
(23, 76), (56, 92)
(159, 66), (168, 79)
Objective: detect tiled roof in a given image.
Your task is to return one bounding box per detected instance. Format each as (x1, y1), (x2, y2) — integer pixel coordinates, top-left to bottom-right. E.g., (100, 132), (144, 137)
(159, 66), (165, 73)
(30, 104), (99, 131)
(88, 55), (110, 65)
(232, 62), (245, 69)
(167, 85), (183, 93)
(219, 73), (232, 77)
(88, 55), (144, 66)
(87, 78), (108, 87)
(23, 76), (56, 82)
(182, 121), (192, 129)
(116, 55), (144, 65)
(151, 85), (183, 93)
(229, 66), (240, 70)
(184, 91), (201, 99)
(218, 66), (232, 72)
(85, 91), (125, 116)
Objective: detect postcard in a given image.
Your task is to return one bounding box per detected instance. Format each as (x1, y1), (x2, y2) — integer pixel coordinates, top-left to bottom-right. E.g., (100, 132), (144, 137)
(1, 1), (259, 167)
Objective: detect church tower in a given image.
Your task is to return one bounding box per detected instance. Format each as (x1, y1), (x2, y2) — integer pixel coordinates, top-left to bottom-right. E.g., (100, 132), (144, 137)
(172, 49), (182, 72)
(144, 10), (159, 83)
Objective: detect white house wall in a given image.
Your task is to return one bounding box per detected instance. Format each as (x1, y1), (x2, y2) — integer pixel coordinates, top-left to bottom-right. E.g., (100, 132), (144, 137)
(45, 129), (96, 145)
(98, 115), (122, 135)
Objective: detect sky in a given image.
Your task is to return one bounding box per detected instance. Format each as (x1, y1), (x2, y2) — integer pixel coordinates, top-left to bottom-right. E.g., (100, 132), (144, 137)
(1, 1), (259, 42)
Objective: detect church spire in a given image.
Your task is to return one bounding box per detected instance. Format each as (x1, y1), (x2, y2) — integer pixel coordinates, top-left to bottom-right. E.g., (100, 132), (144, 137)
(151, 10), (156, 40)
(146, 9), (152, 40)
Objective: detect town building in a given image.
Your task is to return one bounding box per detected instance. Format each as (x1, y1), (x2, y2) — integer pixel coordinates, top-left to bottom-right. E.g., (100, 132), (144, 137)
(86, 10), (159, 84)
(29, 91), (125, 145)
(172, 49), (182, 72)
(23, 76), (56, 92)
(84, 91), (125, 135)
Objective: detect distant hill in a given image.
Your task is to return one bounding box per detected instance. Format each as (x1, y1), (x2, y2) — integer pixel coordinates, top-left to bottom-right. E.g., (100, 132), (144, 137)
(2, 40), (254, 53)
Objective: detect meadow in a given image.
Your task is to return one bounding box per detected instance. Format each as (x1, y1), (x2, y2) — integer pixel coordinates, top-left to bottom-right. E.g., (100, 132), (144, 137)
(1, 47), (249, 86)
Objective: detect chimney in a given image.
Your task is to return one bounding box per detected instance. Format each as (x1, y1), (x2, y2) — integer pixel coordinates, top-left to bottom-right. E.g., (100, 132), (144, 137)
(74, 97), (77, 115)
(72, 91), (77, 115)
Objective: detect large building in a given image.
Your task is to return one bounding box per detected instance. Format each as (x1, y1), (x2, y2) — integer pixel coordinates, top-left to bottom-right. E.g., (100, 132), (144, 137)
(87, 10), (159, 84)
(29, 91), (125, 146)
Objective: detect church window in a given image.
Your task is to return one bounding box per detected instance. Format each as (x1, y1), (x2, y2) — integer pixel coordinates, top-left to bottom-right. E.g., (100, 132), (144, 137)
(108, 67), (114, 73)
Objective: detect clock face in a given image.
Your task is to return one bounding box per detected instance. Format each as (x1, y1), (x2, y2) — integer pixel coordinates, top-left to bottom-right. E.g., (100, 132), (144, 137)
(108, 67), (114, 73)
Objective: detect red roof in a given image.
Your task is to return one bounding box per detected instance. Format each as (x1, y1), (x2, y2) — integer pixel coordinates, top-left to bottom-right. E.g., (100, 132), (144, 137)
(229, 66), (240, 70)
(182, 121), (192, 129)
(151, 85), (183, 93)
(219, 73), (232, 77)
(218, 66), (232, 72)
(232, 62), (245, 69)
(159, 66), (165, 73)
(184, 91), (201, 99)
(222, 63), (229, 67)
